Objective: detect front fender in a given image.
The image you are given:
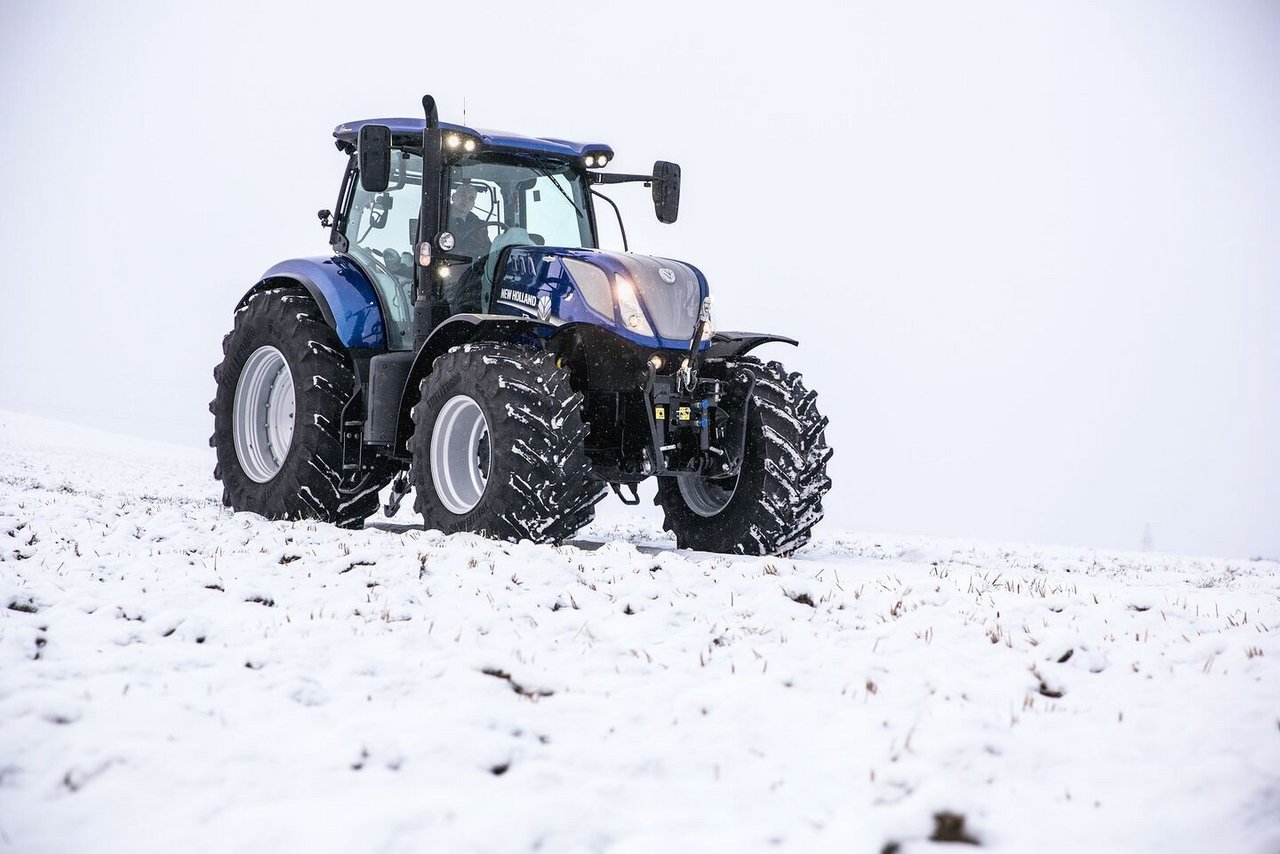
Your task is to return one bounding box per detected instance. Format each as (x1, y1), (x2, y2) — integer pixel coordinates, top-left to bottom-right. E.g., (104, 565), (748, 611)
(392, 314), (562, 454)
(705, 331), (798, 360)
(237, 256), (386, 350)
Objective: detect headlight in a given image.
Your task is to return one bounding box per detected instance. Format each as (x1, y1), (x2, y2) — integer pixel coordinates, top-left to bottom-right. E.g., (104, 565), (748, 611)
(614, 276), (655, 337)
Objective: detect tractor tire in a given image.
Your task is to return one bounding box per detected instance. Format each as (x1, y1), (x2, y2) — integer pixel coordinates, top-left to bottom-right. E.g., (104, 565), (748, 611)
(409, 341), (605, 543)
(210, 284), (395, 528)
(655, 358), (833, 556)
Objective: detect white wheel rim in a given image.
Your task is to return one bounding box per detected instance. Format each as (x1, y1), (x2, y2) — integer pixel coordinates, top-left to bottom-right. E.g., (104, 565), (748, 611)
(431, 394), (491, 515)
(233, 345), (296, 483)
(678, 469), (740, 517)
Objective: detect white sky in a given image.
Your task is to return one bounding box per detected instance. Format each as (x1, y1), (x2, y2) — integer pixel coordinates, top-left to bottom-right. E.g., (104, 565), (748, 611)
(1, 0), (1276, 559)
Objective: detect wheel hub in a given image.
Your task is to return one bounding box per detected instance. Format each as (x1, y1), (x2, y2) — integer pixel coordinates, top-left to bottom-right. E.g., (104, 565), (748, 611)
(431, 394), (491, 515)
(232, 345), (295, 483)
(677, 469), (740, 517)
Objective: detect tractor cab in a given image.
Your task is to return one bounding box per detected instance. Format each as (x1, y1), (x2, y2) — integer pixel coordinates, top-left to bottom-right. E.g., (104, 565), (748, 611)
(330, 117), (657, 351)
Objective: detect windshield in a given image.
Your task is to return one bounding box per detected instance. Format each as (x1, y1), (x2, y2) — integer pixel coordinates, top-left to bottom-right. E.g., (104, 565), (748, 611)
(447, 156), (595, 258)
(342, 151), (598, 347)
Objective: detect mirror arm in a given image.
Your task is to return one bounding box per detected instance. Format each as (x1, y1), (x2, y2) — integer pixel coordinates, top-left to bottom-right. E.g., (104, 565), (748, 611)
(589, 172), (654, 186)
(590, 189), (629, 253)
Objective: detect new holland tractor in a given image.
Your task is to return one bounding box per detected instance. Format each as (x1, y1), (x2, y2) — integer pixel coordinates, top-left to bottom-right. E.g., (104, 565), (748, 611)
(210, 95), (832, 555)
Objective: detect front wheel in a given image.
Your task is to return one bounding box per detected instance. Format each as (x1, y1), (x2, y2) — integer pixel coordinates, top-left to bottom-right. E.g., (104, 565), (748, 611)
(409, 342), (605, 543)
(656, 358), (833, 556)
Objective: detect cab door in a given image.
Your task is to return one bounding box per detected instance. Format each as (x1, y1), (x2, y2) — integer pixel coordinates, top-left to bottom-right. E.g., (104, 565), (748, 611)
(342, 150), (423, 350)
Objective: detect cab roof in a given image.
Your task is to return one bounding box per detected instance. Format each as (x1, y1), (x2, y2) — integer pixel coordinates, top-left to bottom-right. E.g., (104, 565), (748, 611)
(333, 118), (613, 160)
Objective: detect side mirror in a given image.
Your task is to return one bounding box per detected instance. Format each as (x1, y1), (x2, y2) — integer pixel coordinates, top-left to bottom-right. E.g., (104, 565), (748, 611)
(652, 160), (681, 224)
(358, 125), (392, 193)
(369, 194), (393, 229)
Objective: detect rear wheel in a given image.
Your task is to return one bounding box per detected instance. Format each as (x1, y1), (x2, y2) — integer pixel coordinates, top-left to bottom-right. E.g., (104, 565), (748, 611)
(210, 285), (395, 527)
(409, 342), (605, 543)
(656, 358), (833, 556)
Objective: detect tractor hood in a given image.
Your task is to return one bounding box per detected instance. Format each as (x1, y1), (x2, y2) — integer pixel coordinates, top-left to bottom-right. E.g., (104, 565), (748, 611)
(489, 247), (711, 350)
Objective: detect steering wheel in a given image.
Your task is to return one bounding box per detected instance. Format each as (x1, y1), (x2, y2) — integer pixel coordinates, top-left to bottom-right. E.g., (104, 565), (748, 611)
(482, 220), (510, 235)
(376, 247), (415, 280)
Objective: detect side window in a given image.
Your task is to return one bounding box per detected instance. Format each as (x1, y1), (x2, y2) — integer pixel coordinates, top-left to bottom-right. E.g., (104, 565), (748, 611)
(343, 151), (422, 350)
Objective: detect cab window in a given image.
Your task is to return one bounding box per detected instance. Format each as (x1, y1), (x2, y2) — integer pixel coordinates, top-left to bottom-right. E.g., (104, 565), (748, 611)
(344, 150), (421, 350)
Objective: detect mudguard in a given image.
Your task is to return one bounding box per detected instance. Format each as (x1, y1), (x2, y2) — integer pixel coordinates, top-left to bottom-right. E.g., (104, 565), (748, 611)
(391, 314), (561, 454)
(705, 331), (798, 360)
(237, 256), (386, 350)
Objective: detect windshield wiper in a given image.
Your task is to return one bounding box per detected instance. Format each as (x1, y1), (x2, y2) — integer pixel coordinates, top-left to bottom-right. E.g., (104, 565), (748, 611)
(509, 154), (585, 220)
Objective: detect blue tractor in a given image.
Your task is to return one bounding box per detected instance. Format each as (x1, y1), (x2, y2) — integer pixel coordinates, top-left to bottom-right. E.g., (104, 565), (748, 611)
(210, 95), (832, 555)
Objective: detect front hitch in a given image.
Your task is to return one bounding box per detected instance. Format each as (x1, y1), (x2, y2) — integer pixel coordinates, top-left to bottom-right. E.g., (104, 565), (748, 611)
(642, 362), (754, 478)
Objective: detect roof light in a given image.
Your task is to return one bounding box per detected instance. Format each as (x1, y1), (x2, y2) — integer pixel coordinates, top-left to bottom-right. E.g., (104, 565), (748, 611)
(463, 138), (477, 152)
(584, 155), (597, 167)
(445, 134), (461, 150)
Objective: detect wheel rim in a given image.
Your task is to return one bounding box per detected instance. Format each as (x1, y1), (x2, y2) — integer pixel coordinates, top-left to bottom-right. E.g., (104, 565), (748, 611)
(431, 394), (491, 515)
(233, 345), (296, 483)
(678, 469), (741, 517)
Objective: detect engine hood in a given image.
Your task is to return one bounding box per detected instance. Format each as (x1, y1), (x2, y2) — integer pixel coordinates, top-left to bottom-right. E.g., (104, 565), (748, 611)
(489, 247), (711, 350)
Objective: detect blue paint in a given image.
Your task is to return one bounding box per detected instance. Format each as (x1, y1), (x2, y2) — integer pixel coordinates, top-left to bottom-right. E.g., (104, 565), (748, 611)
(333, 119), (613, 161)
(259, 256), (386, 349)
(490, 247), (711, 351)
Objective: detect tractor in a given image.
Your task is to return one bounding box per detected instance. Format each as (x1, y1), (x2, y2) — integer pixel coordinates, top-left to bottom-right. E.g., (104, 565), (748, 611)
(210, 95), (832, 555)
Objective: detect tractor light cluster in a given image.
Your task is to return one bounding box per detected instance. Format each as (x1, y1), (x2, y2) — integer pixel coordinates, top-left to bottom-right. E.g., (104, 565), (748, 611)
(444, 133), (480, 154)
(613, 276), (655, 337)
(583, 152), (611, 168)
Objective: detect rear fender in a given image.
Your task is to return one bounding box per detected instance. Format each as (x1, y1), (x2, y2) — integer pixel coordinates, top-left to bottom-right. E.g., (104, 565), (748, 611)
(237, 256), (386, 350)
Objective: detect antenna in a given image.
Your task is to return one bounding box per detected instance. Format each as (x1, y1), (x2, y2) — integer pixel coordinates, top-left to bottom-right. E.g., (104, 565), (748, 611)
(463, 97), (467, 126)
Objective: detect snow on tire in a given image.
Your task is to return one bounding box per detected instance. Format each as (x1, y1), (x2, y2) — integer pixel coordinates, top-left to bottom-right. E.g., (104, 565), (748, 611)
(209, 285), (395, 528)
(656, 357), (833, 556)
(409, 341), (605, 543)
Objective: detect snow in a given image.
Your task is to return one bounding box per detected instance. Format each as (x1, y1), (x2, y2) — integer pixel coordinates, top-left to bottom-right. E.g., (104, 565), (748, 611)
(1, 409), (1278, 853)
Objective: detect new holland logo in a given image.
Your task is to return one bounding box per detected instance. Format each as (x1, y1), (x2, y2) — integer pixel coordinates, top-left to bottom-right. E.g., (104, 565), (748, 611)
(498, 288), (538, 309)
(658, 267), (677, 284)
(537, 295), (552, 321)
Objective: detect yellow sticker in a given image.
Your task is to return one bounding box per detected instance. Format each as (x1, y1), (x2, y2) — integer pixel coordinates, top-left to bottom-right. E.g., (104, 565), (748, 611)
(655, 406), (666, 421)
(677, 406), (692, 421)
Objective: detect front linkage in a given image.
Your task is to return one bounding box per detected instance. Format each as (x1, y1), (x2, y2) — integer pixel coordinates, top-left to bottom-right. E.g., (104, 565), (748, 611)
(642, 359), (756, 481)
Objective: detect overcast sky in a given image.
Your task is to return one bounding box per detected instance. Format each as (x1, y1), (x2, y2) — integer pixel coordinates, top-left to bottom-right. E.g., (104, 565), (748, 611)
(2, 0), (1276, 559)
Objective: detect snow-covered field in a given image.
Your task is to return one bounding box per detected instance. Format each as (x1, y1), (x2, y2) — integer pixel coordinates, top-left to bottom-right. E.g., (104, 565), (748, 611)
(2, 410), (1277, 854)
